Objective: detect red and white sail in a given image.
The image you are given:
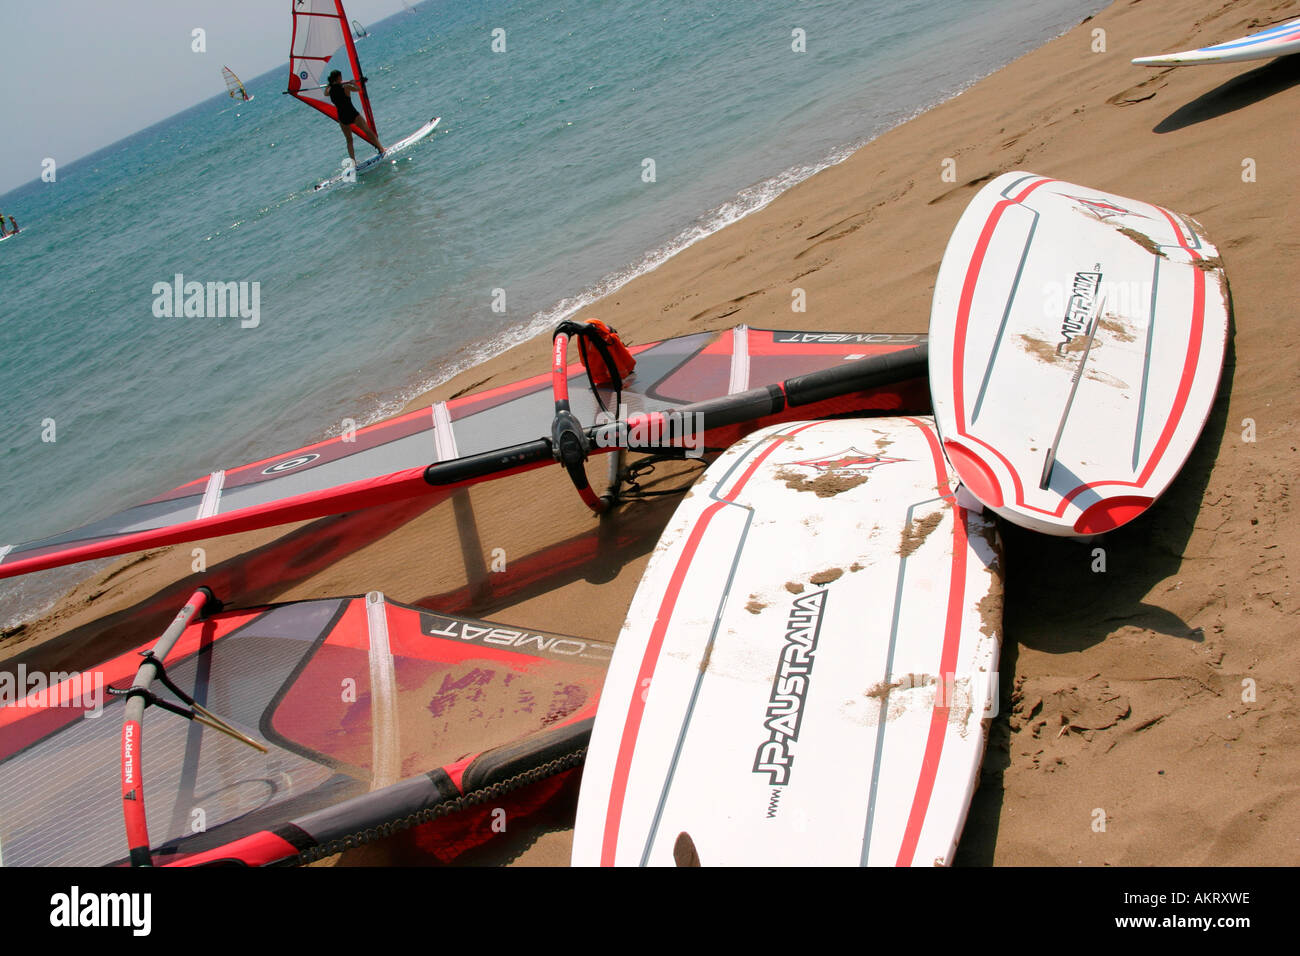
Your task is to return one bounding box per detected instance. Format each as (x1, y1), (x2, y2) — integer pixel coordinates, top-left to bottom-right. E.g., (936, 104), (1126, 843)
(286, 0), (380, 147)
(0, 328), (929, 581)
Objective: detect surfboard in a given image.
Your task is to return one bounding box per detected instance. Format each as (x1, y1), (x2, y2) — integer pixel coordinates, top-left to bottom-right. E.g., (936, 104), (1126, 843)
(315, 116), (441, 190)
(927, 172), (1228, 538)
(572, 416), (1003, 866)
(1133, 16), (1300, 66)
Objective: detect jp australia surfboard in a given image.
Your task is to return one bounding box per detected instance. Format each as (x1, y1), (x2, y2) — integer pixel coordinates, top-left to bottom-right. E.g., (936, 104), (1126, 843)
(927, 172), (1228, 537)
(1133, 17), (1300, 66)
(572, 416), (1003, 866)
(315, 116), (441, 190)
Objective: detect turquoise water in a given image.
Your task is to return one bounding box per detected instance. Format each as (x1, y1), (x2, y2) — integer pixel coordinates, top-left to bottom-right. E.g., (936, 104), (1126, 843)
(0, 0), (1105, 623)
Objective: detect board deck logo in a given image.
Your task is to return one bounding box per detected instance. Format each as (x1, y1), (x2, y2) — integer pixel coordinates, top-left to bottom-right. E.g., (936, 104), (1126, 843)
(1064, 194), (1143, 223)
(785, 447), (902, 473)
(1057, 269), (1102, 354)
(753, 590), (826, 790)
(261, 453), (321, 475)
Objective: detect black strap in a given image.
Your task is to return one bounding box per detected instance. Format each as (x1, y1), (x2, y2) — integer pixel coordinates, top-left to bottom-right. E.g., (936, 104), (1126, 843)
(106, 652), (202, 719)
(106, 655), (200, 723)
(617, 451), (711, 500)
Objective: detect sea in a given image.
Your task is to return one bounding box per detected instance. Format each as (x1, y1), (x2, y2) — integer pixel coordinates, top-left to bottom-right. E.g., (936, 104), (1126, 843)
(0, 0), (1107, 627)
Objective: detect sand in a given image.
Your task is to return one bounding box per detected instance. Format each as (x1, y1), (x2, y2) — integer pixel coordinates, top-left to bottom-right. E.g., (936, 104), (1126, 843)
(5, 0), (1298, 866)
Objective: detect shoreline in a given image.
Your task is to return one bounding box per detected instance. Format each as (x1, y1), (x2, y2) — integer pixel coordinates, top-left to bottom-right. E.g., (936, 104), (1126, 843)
(6, 0), (1299, 866)
(357, 18), (1106, 438)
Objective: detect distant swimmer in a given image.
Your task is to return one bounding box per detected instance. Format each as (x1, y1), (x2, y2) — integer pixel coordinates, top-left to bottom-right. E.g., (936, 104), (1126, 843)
(325, 70), (384, 165)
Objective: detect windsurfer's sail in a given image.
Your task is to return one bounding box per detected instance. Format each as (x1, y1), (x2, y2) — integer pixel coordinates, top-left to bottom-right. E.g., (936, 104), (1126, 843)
(287, 0), (380, 148)
(1, 592), (604, 866)
(352, 19), (369, 38)
(221, 66), (252, 102)
(0, 328), (929, 581)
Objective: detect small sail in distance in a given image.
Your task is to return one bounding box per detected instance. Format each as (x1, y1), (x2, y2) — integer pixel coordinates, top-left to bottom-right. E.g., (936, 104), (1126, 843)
(222, 66), (253, 102)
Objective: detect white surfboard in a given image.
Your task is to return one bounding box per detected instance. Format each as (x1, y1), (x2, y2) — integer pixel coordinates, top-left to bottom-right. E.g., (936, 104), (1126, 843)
(572, 416), (1003, 867)
(315, 115), (441, 190)
(1133, 17), (1300, 66)
(927, 172), (1228, 538)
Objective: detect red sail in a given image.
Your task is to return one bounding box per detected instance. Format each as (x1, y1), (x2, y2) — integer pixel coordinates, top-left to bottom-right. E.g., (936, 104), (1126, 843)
(287, 0), (380, 148)
(0, 328), (929, 581)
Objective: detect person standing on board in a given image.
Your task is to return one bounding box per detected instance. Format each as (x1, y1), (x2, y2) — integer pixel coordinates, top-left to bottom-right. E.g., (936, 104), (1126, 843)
(325, 70), (383, 165)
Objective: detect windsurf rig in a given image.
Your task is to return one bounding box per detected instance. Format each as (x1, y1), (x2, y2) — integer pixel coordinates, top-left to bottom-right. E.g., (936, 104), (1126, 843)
(1, 589), (606, 866)
(286, 0), (380, 148)
(0, 324), (929, 581)
(0, 322), (931, 866)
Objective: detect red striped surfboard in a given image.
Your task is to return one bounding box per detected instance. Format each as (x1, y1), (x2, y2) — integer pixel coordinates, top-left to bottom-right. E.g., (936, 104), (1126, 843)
(927, 172), (1228, 537)
(572, 416), (1003, 866)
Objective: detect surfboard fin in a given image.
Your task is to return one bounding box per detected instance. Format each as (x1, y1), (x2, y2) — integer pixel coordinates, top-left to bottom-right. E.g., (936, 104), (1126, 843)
(673, 831), (701, 867)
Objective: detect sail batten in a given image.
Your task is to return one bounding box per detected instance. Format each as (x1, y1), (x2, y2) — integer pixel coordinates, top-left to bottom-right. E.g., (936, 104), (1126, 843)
(287, 0), (380, 148)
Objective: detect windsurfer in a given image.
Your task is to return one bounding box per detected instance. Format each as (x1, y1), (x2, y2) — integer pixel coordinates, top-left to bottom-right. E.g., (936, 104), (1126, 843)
(326, 70), (384, 164)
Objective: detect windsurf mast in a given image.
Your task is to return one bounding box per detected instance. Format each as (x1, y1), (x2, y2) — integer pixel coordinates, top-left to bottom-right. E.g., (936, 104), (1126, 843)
(286, 0), (380, 148)
(222, 66), (252, 102)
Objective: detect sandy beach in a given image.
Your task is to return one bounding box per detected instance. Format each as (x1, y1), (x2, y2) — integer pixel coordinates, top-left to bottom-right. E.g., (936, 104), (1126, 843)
(5, 0), (1298, 866)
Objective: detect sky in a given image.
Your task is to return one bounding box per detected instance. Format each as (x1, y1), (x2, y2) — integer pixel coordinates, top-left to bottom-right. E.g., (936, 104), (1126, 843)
(1, 0), (416, 194)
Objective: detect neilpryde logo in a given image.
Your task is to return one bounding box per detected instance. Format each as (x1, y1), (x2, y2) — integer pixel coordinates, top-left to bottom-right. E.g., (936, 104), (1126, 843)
(49, 887), (151, 936)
